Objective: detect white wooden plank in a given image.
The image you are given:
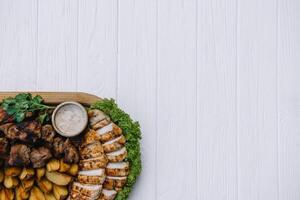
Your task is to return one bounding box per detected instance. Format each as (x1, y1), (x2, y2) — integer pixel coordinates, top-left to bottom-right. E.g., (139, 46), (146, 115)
(117, 0), (156, 199)
(238, 0), (278, 199)
(77, 0), (118, 98)
(0, 0), (37, 91)
(156, 0), (197, 199)
(37, 0), (78, 91)
(278, 0), (300, 199)
(197, 0), (238, 199)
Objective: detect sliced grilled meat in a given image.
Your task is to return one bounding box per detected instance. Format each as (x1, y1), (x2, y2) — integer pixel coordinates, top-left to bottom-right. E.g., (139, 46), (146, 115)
(41, 124), (56, 143)
(53, 137), (79, 163)
(8, 144), (31, 166)
(0, 137), (9, 158)
(17, 120), (41, 139)
(30, 146), (52, 168)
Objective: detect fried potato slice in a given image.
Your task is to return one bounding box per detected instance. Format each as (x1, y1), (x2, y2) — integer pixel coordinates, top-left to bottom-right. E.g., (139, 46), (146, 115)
(19, 168), (35, 180)
(45, 171), (72, 186)
(53, 185), (68, 200)
(5, 167), (22, 177)
(36, 168), (46, 180)
(67, 164), (78, 176)
(37, 178), (53, 194)
(16, 186), (30, 200)
(44, 193), (57, 200)
(59, 159), (71, 173)
(0, 189), (6, 200)
(29, 186), (45, 200)
(46, 159), (60, 172)
(4, 176), (19, 188)
(21, 178), (34, 191)
(4, 188), (14, 200)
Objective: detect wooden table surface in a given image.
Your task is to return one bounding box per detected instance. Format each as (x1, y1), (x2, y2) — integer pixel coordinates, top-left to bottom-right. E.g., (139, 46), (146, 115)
(0, 0), (299, 199)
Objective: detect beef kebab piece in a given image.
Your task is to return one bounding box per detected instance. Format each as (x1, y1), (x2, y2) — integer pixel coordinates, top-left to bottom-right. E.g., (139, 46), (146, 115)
(30, 146), (52, 168)
(8, 144), (31, 166)
(0, 108), (14, 125)
(53, 136), (79, 164)
(0, 137), (9, 158)
(0, 121), (41, 144)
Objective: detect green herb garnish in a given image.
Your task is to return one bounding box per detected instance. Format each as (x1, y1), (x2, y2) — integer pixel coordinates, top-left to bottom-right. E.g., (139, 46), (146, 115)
(91, 99), (142, 200)
(1, 93), (54, 123)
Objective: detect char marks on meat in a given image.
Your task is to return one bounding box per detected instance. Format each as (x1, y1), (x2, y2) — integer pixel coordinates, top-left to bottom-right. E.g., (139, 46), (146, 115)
(0, 108), (13, 124)
(53, 137), (79, 164)
(8, 144), (30, 166)
(41, 124), (56, 143)
(0, 121), (41, 143)
(30, 146), (52, 168)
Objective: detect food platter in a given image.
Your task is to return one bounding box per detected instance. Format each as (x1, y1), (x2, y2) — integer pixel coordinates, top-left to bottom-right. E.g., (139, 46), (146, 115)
(0, 92), (142, 200)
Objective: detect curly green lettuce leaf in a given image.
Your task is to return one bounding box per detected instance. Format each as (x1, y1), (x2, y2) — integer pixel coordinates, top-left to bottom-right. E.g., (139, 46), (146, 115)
(91, 99), (142, 200)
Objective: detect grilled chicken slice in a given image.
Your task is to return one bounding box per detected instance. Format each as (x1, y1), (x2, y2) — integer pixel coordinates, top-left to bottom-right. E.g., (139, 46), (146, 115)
(102, 135), (126, 153)
(106, 147), (127, 163)
(106, 162), (129, 177)
(95, 123), (122, 143)
(71, 182), (102, 199)
(78, 169), (106, 185)
(80, 142), (105, 160)
(92, 119), (111, 131)
(99, 189), (117, 200)
(30, 146), (52, 168)
(8, 144), (31, 166)
(79, 155), (108, 170)
(103, 176), (127, 191)
(88, 110), (108, 126)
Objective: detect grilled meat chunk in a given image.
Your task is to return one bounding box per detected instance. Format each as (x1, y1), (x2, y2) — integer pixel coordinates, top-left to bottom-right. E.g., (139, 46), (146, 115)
(0, 108), (13, 124)
(8, 144), (31, 166)
(0, 121), (41, 143)
(0, 137), (9, 158)
(64, 142), (79, 164)
(41, 124), (56, 143)
(30, 146), (52, 168)
(53, 137), (79, 164)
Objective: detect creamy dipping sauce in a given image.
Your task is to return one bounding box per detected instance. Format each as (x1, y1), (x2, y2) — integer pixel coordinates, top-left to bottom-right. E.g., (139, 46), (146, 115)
(52, 102), (88, 137)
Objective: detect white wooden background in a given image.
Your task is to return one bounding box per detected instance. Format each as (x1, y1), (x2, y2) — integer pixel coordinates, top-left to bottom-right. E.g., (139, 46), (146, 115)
(0, 0), (299, 199)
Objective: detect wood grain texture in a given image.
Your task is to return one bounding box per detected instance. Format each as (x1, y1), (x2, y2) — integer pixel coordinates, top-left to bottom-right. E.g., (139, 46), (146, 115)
(117, 0), (157, 199)
(156, 0), (197, 199)
(0, 0), (37, 91)
(37, 0), (78, 91)
(278, 0), (300, 199)
(0, 0), (299, 199)
(197, 0), (238, 199)
(238, 0), (278, 199)
(77, 0), (118, 98)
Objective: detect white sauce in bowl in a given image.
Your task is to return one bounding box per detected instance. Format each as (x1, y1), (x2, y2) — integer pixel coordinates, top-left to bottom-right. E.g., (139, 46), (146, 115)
(52, 102), (88, 137)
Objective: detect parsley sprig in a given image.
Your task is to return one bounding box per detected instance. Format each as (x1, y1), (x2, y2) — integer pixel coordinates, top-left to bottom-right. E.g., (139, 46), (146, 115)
(1, 93), (54, 123)
(91, 99), (142, 200)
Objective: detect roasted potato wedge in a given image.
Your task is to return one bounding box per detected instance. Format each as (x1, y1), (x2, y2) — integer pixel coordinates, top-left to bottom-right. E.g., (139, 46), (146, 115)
(44, 193), (57, 200)
(5, 167), (22, 177)
(0, 170), (4, 183)
(4, 188), (14, 200)
(36, 168), (46, 180)
(46, 159), (60, 172)
(67, 164), (78, 176)
(4, 176), (19, 188)
(45, 171), (72, 186)
(53, 185), (68, 200)
(16, 186), (30, 200)
(59, 159), (71, 173)
(21, 178), (34, 191)
(19, 168), (35, 180)
(29, 186), (46, 200)
(37, 178), (53, 194)
(0, 189), (6, 200)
